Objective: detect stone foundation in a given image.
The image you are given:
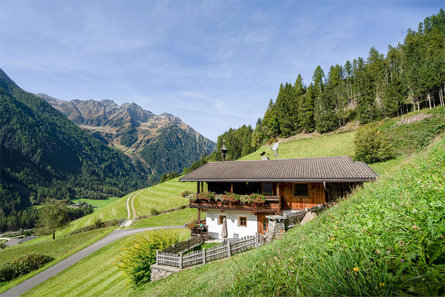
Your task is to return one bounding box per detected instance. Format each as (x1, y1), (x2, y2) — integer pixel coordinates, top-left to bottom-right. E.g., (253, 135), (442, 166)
(150, 264), (181, 282)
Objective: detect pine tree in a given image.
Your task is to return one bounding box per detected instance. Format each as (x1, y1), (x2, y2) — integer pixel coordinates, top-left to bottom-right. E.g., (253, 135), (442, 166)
(298, 83), (315, 133)
(313, 66), (338, 133)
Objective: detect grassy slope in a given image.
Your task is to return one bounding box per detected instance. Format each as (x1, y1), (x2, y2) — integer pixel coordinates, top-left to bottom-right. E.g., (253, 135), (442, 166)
(240, 131), (356, 161)
(72, 197), (120, 211)
(24, 229), (190, 297)
(130, 208), (201, 229)
(136, 135), (445, 297)
(0, 227), (114, 293)
(63, 177), (195, 234)
(132, 178), (195, 217)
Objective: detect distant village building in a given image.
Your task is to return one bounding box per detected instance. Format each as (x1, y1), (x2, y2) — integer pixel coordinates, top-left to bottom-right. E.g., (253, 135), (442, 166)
(180, 156), (377, 239)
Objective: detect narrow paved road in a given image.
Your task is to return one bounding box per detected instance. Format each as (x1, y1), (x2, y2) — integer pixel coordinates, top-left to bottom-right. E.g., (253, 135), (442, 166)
(1, 226), (184, 297)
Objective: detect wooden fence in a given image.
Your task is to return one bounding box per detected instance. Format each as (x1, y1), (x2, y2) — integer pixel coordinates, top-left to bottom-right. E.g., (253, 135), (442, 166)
(161, 235), (204, 255)
(156, 234), (262, 269)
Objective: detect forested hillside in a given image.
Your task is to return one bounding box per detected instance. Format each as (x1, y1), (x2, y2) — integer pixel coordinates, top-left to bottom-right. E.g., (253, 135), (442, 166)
(0, 69), (150, 231)
(39, 94), (215, 184)
(211, 10), (445, 161)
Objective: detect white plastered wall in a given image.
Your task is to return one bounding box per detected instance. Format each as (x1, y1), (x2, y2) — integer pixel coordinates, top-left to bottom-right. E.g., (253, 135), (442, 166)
(205, 209), (258, 239)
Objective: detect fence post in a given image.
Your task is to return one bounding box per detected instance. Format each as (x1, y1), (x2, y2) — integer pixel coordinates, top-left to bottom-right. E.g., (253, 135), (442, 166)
(179, 253), (183, 269)
(202, 248), (206, 264)
(156, 250), (159, 265)
(260, 234), (263, 245)
(227, 241), (231, 258)
(255, 232), (258, 248)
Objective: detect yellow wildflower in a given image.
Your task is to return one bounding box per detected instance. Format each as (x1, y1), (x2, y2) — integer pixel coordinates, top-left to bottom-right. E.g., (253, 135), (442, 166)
(379, 283), (385, 287)
(331, 237), (335, 241)
(353, 267), (359, 272)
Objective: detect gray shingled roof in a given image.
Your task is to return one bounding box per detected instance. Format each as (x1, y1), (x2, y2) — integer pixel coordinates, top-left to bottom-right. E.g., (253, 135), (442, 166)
(179, 156), (378, 182)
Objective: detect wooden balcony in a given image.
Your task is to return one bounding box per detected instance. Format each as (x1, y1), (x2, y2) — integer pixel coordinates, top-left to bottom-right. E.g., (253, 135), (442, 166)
(190, 196), (281, 213)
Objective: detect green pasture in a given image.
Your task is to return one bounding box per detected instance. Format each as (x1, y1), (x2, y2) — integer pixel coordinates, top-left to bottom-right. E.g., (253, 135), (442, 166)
(0, 228), (114, 294)
(24, 229), (190, 297)
(72, 197), (120, 211)
(130, 208), (201, 229)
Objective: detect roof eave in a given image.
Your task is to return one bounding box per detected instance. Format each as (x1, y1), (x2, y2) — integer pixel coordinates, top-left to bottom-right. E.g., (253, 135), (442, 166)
(179, 178), (377, 183)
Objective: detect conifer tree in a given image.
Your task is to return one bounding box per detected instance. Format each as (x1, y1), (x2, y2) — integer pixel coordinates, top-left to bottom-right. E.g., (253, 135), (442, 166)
(313, 66), (338, 133)
(298, 83), (315, 133)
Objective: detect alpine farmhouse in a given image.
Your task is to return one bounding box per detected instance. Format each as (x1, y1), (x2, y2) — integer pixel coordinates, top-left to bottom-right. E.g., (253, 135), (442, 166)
(179, 156), (378, 239)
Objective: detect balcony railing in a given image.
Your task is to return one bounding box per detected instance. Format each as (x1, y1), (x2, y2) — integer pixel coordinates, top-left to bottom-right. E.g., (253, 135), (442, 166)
(190, 195), (281, 213)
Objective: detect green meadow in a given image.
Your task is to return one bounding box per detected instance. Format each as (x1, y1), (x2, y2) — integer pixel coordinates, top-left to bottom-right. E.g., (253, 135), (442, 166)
(130, 208), (201, 229)
(0, 228), (114, 294)
(23, 229), (190, 297)
(240, 131), (356, 161)
(72, 197), (120, 211)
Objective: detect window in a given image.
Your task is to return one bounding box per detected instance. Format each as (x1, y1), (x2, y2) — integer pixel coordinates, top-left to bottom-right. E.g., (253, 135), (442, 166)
(294, 184), (309, 196)
(262, 183), (273, 195)
(218, 215), (226, 225)
(239, 216), (247, 227)
(262, 218), (267, 231)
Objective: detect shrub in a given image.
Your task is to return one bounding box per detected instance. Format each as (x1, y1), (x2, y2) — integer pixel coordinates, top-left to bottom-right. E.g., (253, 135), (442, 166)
(150, 208), (158, 216)
(354, 123), (394, 163)
(181, 190), (192, 198)
(94, 218), (104, 228)
(117, 230), (179, 286)
(0, 254), (54, 282)
(187, 193), (198, 202)
(0, 242), (6, 249)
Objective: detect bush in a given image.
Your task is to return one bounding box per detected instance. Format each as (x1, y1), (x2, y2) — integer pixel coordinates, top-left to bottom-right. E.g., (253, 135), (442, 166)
(150, 208), (158, 216)
(187, 193), (198, 202)
(117, 230), (179, 286)
(181, 190), (193, 198)
(0, 254), (54, 282)
(94, 218), (104, 228)
(354, 123), (394, 163)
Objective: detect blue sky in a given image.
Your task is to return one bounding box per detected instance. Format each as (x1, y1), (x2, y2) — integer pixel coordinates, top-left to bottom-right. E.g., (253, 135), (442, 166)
(0, 1), (442, 141)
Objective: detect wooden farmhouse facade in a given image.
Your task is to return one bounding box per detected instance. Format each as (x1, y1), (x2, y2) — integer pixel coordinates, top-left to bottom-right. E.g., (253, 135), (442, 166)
(179, 156), (377, 239)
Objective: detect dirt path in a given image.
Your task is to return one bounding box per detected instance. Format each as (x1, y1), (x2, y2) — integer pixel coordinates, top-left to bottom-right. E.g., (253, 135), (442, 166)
(0, 226), (185, 297)
(121, 190), (142, 228)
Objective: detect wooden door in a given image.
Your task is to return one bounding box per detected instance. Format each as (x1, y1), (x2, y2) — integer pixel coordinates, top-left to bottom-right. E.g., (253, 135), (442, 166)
(257, 214), (268, 234)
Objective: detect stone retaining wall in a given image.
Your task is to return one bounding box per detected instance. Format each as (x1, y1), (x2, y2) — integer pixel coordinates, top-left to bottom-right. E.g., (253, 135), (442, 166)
(150, 264), (181, 282)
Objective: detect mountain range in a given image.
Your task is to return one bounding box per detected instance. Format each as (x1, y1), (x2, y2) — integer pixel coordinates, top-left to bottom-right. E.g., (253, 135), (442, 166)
(0, 68), (214, 231)
(38, 95), (213, 153)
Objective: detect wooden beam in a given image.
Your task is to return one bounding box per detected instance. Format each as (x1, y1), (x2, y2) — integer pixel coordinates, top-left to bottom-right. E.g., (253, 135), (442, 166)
(231, 182), (234, 193)
(197, 209), (201, 222)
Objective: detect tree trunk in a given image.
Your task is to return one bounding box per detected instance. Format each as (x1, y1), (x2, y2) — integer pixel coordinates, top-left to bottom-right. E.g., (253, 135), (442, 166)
(427, 93), (432, 109)
(53, 229), (56, 240)
(417, 101), (420, 111)
(439, 88), (444, 106)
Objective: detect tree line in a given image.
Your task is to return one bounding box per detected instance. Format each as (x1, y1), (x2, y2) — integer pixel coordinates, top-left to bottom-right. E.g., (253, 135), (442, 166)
(211, 10), (445, 160)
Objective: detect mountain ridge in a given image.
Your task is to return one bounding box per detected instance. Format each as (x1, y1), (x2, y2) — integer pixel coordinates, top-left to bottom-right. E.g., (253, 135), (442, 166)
(37, 94), (215, 158)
